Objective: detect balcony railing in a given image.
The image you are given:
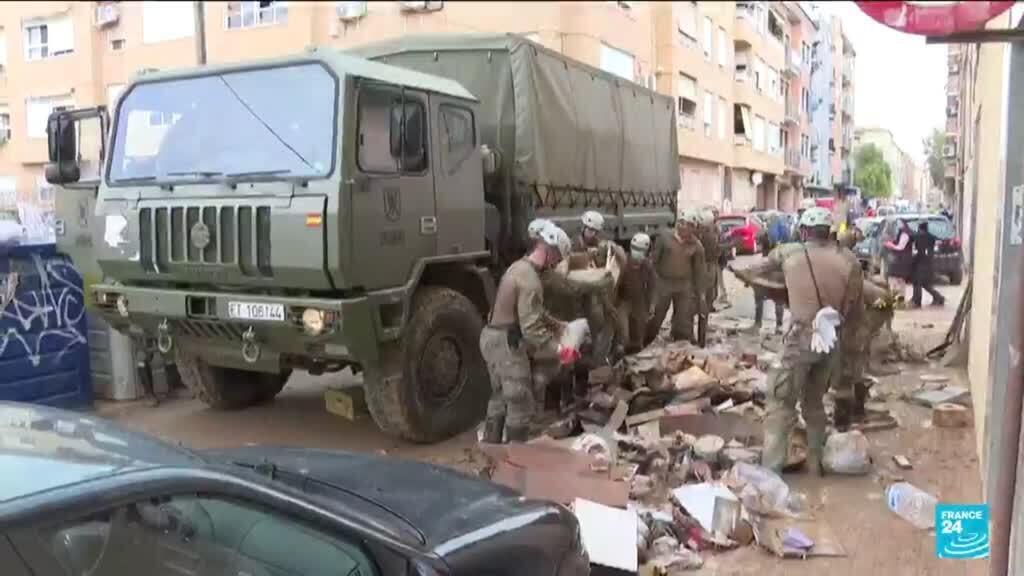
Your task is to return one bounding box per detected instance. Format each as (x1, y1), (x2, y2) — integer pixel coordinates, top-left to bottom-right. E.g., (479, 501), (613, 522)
(784, 49), (800, 76)
(785, 147), (801, 170)
(842, 95), (853, 116)
(842, 62), (852, 85)
(784, 98), (799, 124)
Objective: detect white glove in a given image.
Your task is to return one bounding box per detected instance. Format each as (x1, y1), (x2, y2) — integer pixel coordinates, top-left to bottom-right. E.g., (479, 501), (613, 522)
(810, 306), (841, 354)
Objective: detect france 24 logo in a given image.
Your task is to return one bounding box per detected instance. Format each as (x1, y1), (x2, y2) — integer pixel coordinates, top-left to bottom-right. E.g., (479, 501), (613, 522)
(935, 504), (989, 559)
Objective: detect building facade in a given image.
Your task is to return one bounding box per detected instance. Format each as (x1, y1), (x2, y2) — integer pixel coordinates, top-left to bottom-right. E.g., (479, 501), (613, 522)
(804, 7), (854, 197)
(853, 127), (918, 201)
(0, 1), (847, 222)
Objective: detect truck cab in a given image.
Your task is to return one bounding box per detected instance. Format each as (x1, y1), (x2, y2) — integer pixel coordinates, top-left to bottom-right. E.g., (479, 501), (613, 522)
(47, 49), (495, 442)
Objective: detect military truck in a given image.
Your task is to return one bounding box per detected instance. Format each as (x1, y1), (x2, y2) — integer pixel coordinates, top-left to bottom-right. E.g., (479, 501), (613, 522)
(46, 34), (679, 442)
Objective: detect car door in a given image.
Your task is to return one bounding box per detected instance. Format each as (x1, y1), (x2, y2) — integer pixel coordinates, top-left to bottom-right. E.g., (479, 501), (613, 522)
(350, 82), (437, 291)
(9, 492), (385, 576)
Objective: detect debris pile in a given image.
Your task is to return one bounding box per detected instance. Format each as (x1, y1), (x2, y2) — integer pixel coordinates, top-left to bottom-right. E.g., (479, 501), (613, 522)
(481, 326), (862, 572)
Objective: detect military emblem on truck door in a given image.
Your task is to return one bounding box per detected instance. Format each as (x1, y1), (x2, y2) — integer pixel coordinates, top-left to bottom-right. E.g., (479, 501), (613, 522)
(384, 185), (401, 222)
(190, 221), (211, 250)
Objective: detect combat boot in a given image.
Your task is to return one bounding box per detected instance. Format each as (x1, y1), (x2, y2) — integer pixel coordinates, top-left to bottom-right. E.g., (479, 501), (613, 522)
(481, 416), (505, 444)
(505, 424), (529, 443)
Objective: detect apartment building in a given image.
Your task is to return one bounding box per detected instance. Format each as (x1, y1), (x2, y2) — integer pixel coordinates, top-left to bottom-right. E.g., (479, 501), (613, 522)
(834, 18), (854, 187)
(853, 126), (918, 201)
(805, 8), (855, 197)
(0, 1), (835, 220)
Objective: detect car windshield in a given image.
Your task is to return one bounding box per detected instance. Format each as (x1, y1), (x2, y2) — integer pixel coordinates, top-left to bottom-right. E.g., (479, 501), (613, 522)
(913, 217), (954, 239)
(719, 217), (746, 230)
(109, 63), (336, 184)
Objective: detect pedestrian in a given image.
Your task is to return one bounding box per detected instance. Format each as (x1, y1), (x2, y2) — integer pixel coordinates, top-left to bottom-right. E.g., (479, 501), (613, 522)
(480, 220), (578, 443)
(698, 209), (721, 311)
(733, 207), (863, 474)
(713, 207), (733, 309)
(646, 209), (707, 344)
(569, 210), (625, 362)
(616, 233), (657, 354)
(910, 220), (946, 308)
(883, 218), (914, 297)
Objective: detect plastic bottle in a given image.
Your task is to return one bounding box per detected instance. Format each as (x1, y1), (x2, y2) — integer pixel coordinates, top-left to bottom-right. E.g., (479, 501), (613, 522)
(886, 482), (938, 529)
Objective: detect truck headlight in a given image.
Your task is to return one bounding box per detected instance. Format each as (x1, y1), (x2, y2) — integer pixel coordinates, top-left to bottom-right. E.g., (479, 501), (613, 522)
(302, 308), (327, 336)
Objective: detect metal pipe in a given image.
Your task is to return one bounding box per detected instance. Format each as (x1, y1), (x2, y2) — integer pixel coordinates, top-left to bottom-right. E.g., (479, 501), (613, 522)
(194, 1), (207, 65)
(990, 245), (1023, 575)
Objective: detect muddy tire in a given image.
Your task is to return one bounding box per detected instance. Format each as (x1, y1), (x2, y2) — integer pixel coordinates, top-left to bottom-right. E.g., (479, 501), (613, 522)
(364, 286), (489, 443)
(175, 349), (290, 410)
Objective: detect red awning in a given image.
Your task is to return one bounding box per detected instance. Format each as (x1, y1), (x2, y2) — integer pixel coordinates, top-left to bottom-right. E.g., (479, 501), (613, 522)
(855, 1), (1015, 36)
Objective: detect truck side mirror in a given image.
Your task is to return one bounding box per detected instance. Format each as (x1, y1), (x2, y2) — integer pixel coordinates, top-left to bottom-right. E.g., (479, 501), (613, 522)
(45, 112), (81, 185)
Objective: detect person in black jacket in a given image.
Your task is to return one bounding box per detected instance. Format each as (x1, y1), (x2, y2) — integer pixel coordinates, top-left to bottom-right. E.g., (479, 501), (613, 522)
(910, 221), (946, 308)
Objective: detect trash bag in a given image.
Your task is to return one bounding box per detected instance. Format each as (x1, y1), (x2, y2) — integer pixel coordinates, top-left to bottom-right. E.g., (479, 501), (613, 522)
(726, 462), (804, 517)
(558, 318), (590, 365)
(822, 431), (872, 475)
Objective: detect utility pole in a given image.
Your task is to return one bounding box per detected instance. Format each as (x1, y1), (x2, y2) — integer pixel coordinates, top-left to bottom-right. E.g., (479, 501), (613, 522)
(194, 1), (207, 65)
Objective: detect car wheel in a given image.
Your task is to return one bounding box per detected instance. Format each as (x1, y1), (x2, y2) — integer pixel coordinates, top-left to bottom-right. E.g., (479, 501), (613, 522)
(364, 286), (489, 443)
(175, 349), (290, 409)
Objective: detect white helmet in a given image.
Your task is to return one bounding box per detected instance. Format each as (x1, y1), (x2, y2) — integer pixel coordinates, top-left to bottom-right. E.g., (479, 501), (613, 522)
(581, 211), (605, 232)
(527, 218), (550, 240)
(799, 198), (816, 211)
(700, 208), (716, 225)
(799, 206), (833, 229)
(539, 221), (572, 259)
(678, 208), (701, 225)
(630, 232), (652, 252)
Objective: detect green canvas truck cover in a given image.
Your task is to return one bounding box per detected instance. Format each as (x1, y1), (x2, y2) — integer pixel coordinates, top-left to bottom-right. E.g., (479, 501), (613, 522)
(349, 34), (679, 255)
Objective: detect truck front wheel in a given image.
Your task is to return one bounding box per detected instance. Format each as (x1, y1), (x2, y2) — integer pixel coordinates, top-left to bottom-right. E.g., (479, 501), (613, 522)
(175, 349), (290, 409)
(365, 287), (489, 443)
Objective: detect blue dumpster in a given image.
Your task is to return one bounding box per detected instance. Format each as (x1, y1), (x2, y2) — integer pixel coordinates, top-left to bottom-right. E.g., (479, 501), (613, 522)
(0, 244), (92, 407)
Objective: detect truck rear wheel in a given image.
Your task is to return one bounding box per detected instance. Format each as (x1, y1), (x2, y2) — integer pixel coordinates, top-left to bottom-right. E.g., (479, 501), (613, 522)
(175, 349), (290, 409)
(365, 286), (489, 443)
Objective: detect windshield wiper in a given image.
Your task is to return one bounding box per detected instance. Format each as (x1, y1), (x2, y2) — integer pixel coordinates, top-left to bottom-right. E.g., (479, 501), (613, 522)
(225, 169), (293, 178)
(165, 170), (223, 178)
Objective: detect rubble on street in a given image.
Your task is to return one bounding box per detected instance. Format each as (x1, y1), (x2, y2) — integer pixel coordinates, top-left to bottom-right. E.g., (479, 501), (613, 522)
(473, 308), (945, 573)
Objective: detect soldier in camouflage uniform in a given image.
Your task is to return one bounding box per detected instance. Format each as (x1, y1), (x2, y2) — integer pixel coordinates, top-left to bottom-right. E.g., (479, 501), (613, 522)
(616, 233), (656, 354)
(698, 209), (721, 312)
(735, 208), (862, 474)
(569, 211), (625, 362)
(480, 221), (575, 443)
(647, 209), (707, 344)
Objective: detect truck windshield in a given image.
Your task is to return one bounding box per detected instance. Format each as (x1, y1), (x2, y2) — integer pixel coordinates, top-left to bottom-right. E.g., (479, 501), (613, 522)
(109, 63), (336, 184)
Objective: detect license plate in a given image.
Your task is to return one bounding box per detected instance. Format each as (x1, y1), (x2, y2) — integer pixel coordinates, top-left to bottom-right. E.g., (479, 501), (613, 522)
(228, 301), (285, 322)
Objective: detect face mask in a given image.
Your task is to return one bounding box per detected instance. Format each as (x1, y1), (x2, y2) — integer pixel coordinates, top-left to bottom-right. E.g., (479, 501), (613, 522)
(631, 249), (647, 260)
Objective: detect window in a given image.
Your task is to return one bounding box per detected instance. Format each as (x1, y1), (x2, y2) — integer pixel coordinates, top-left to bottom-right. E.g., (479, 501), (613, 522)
(0, 29), (7, 71)
(227, 1), (288, 29)
(703, 90), (713, 137)
(733, 103), (752, 142)
(802, 41), (811, 66)
(717, 27), (727, 67)
(26, 94), (73, 139)
(357, 84), (428, 174)
(0, 106), (9, 142)
(753, 114), (765, 151)
(23, 16), (74, 61)
(702, 16), (713, 61)
(143, 2), (195, 43)
(677, 1), (698, 46)
(600, 43), (635, 82)
(768, 122), (779, 155)
(801, 87), (809, 114)
(36, 495), (379, 576)
(111, 64), (335, 182)
(677, 73), (697, 129)
(440, 105), (475, 173)
(767, 10), (784, 44)
(753, 58), (764, 92)
(0, 177), (14, 206)
(735, 50), (749, 82)
(717, 96), (727, 140)
(801, 134), (809, 158)
(110, 38), (125, 50)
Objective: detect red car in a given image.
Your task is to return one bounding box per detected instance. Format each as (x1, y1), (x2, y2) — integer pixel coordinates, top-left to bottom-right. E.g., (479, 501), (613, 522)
(718, 213), (764, 255)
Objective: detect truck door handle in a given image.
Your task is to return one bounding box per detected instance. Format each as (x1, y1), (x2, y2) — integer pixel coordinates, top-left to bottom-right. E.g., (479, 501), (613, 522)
(421, 216), (437, 235)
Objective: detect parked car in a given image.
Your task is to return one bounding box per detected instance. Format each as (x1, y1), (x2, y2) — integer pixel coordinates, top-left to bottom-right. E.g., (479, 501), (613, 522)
(852, 216), (885, 270)
(0, 402), (589, 576)
(718, 213), (763, 255)
(871, 214), (964, 284)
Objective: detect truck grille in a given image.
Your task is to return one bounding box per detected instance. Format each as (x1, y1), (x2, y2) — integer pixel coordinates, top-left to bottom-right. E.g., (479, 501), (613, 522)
(139, 205), (272, 277)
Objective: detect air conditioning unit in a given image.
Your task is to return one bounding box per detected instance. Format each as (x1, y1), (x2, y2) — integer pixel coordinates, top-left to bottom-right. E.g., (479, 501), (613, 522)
(337, 1), (367, 21)
(943, 144), (956, 158)
(95, 3), (120, 27)
(400, 1), (443, 12)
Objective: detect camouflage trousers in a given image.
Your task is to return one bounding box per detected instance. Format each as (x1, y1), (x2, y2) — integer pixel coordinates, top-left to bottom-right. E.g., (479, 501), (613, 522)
(647, 279), (696, 343)
(480, 326), (535, 429)
(616, 300), (648, 353)
(763, 325), (840, 473)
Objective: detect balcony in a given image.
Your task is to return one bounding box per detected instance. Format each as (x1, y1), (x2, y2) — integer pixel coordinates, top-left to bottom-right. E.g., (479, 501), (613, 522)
(784, 49), (800, 77)
(842, 95), (853, 117)
(785, 147), (801, 171)
(784, 98), (799, 125)
(842, 62), (852, 86)
(946, 116), (958, 136)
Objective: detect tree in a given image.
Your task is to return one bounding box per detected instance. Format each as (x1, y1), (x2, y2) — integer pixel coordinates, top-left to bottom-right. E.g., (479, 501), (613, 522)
(853, 143), (892, 199)
(923, 128), (946, 188)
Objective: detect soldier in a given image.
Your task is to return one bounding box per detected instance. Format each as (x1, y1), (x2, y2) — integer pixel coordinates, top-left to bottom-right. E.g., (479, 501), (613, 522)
(733, 207), (862, 474)
(647, 209), (707, 344)
(698, 209), (721, 311)
(569, 211), (625, 363)
(616, 233), (656, 354)
(833, 278), (893, 430)
(481, 221), (576, 443)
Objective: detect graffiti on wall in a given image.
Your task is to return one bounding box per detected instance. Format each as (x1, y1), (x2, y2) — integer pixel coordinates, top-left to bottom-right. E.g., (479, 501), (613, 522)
(0, 253), (87, 367)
